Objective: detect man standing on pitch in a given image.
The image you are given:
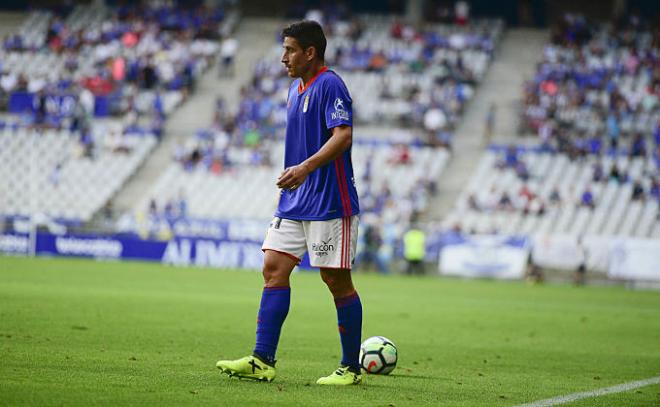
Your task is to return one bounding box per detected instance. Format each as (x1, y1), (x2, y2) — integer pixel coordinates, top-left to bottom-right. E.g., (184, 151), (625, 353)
(216, 20), (362, 386)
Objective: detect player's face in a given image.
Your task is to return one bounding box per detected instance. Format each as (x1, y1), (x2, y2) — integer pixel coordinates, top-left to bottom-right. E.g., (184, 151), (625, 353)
(281, 37), (310, 78)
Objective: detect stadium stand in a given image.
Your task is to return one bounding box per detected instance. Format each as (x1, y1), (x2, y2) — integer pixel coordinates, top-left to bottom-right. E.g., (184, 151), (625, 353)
(0, 3), (238, 225)
(444, 13), (659, 240)
(1, 1), (658, 282)
(118, 137), (450, 238)
(0, 3), (237, 123)
(208, 15), (502, 147)
(520, 13), (659, 155)
(443, 147), (659, 238)
(0, 124), (156, 223)
(328, 16), (501, 134)
(116, 14), (503, 239)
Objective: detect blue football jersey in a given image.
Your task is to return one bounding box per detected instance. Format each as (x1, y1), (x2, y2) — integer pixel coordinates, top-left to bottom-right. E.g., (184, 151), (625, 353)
(275, 67), (360, 220)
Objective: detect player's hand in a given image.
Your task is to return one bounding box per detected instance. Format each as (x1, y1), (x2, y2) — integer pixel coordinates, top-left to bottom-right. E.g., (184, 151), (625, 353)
(277, 163), (310, 190)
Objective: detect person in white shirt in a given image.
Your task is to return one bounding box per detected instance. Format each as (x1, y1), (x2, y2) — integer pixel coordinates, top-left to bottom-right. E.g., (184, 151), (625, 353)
(219, 36), (238, 77)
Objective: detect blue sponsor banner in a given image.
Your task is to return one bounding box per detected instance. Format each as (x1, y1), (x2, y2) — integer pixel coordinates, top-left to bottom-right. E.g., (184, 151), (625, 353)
(8, 92), (77, 116)
(8, 92), (34, 113)
(0, 232), (265, 269)
(8, 92), (116, 118)
(0, 233), (30, 255)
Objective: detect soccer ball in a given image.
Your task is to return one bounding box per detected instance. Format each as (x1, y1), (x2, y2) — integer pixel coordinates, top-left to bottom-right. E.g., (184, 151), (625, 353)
(359, 336), (397, 375)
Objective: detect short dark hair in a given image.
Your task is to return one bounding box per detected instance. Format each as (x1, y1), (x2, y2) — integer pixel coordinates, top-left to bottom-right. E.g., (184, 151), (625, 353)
(282, 20), (327, 61)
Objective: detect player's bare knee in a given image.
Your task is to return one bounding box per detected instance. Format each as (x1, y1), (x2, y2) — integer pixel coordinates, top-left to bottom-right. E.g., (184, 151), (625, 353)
(262, 259), (287, 287)
(320, 270), (336, 287)
(321, 269), (353, 296)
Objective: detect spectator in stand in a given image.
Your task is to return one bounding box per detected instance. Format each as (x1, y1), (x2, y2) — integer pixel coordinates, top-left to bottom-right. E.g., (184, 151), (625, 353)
(148, 199), (158, 217)
(606, 112), (620, 150)
(630, 133), (646, 158)
(49, 162), (62, 187)
(592, 161), (604, 182)
(502, 145), (519, 168)
(388, 144), (411, 165)
(467, 194), (480, 211)
(549, 187), (562, 206)
(631, 180), (645, 201)
(141, 57), (158, 90)
(219, 35), (238, 77)
(609, 163), (622, 183)
(423, 106), (447, 145)
(497, 192), (514, 211)
(163, 189), (185, 220)
(1, 69), (17, 94)
(77, 125), (95, 159)
(519, 184), (535, 203)
(33, 90), (47, 129)
(650, 177), (660, 202)
(454, 1), (470, 25)
(580, 187), (595, 209)
(515, 160), (530, 181)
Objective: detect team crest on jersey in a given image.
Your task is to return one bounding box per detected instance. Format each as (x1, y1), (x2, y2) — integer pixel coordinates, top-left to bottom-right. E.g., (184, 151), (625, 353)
(303, 95), (310, 113)
(331, 97), (349, 120)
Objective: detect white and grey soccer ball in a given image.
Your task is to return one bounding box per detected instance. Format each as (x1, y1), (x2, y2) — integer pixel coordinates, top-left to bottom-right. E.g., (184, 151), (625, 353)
(359, 336), (398, 375)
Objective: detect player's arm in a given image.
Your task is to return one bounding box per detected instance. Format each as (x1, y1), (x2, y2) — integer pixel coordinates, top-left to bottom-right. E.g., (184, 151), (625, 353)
(276, 125), (352, 190)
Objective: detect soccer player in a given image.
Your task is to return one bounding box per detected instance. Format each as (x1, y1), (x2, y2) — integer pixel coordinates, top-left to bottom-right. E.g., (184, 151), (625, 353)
(216, 21), (362, 385)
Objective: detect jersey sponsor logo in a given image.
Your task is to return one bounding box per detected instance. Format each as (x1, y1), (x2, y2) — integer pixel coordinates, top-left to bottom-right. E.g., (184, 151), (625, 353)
(312, 237), (335, 257)
(303, 95), (310, 113)
(331, 97), (349, 120)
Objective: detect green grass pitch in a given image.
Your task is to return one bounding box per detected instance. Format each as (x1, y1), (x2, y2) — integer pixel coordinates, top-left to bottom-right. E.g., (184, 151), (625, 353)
(1, 256), (660, 406)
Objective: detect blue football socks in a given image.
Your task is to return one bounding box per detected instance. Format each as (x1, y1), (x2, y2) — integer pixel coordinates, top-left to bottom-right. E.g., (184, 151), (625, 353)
(253, 286), (291, 366)
(334, 291), (362, 372)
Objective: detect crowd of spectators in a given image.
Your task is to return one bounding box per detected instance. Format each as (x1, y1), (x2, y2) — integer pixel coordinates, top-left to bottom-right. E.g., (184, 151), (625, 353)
(171, 97), (274, 174)
(161, 10), (493, 236)
(479, 12), (660, 232)
(210, 11), (501, 149)
(119, 8), (496, 251)
(0, 2), (237, 128)
(171, 93), (439, 229)
(462, 145), (660, 225)
(521, 13), (659, 160)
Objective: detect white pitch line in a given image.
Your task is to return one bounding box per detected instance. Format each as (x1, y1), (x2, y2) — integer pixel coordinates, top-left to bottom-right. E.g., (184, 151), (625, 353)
(514, 376), (660, 407)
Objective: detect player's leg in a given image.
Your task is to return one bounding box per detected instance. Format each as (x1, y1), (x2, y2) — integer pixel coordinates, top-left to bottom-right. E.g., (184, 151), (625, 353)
(307, 216), (363, 385)
(252, 249), (297, 364)
(320, 267), (362, 370)
(217, 218), (305, 382)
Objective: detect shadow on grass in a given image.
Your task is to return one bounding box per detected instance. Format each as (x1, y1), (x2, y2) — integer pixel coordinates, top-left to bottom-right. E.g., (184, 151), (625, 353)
(217, 376), (400, 390)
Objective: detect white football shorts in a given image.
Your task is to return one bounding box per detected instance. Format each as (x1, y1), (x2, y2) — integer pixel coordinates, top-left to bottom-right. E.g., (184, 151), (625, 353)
(262, 216), (359, 269)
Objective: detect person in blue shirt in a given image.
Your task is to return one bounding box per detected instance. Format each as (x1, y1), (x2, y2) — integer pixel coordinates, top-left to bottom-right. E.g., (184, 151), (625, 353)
(217, 20), (363, 386)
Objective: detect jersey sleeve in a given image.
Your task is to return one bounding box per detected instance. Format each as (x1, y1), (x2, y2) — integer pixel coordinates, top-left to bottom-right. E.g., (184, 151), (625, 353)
(323, 75), (353, 129)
